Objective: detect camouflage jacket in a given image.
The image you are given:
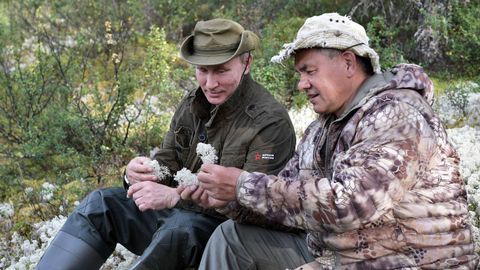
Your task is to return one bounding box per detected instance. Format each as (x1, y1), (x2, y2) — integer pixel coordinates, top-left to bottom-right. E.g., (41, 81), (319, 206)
(234, 65), (479, 269)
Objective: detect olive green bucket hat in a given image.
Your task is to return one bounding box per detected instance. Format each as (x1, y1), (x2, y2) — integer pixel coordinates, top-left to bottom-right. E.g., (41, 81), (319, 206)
(180, 19), (259, 66)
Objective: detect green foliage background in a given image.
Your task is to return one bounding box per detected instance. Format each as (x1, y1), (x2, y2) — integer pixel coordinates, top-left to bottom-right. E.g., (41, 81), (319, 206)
(0, 0), (479, 235)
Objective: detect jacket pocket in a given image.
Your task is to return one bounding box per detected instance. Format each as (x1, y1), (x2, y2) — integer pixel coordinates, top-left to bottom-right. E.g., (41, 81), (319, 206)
(174, 126), (193, 163)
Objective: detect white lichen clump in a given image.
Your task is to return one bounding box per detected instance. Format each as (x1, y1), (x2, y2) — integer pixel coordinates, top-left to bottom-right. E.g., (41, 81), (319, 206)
(0, 203), (14, 220)
(0, 214), (137, 269)
(40, 182), (57, 202)
(146, 159), (171, 181)
(174, 168), (198, 186)
(174, 143), (218, 187)
(196, 143), (218, 164)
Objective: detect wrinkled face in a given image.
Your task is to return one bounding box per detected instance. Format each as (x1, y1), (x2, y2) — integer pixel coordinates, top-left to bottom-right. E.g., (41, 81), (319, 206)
(195, 56), (250, 105)
(294, 49), (354, 116)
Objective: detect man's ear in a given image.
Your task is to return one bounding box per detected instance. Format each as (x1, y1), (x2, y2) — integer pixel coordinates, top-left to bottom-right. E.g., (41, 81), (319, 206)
(244, 54), (253, 75)
(342, 51), (356, 78)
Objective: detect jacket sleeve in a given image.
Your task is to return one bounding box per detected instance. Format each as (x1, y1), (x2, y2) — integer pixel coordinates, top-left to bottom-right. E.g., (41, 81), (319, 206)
(235, 100), (438, 232)
(242, 116), (296, 175)
(218, 114), (298, 230)
(217, 153), (301, 231)
(150, 98), (190, 187)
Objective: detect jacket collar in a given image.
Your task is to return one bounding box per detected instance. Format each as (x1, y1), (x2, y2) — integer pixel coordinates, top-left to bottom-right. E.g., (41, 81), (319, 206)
(335, 71), (394, 121)
(190, 74), (255, 126)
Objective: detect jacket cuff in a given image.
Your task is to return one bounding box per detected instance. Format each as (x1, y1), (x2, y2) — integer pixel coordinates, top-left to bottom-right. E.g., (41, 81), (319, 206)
(122, 170), (131, 190)
(236, 171), (251, 201)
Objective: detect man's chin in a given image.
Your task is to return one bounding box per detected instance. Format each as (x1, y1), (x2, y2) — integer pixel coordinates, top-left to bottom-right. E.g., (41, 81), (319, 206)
(311, 105), (324, 114)
(206, 97), (225, 105)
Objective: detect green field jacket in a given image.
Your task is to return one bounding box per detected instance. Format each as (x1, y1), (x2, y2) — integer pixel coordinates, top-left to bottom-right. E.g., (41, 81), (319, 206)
(153, 74), (296, 221)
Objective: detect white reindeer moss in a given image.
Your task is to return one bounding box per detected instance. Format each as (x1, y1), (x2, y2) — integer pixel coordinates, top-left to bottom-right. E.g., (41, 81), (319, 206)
(174, 143), (218, 187)
(174, 168), (198, 186)
(196, 143), (218, 164)
(146, 159), (171, 181)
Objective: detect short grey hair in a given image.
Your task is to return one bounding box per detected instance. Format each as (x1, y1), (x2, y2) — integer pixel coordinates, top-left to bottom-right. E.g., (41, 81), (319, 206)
(315, 48), (374, 75)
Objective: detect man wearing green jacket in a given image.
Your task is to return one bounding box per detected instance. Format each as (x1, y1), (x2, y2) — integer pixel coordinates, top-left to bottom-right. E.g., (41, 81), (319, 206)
(36, 18), (296, 270)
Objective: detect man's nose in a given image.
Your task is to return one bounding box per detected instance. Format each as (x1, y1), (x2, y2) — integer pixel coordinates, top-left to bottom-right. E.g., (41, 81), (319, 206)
(205, 73), (219, 89)
(297, 77), (311, 91)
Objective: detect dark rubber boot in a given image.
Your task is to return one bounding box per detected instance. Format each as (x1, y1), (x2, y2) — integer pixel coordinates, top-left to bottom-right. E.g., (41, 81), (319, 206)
(36, 231), (106, 270)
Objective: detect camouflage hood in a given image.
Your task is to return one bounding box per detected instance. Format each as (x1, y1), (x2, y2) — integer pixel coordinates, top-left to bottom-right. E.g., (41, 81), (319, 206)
(336, 63), (435, 122)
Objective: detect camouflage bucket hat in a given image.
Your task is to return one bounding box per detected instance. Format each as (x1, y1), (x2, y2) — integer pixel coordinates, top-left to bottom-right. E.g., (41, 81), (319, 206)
(271, 13), (381, 74)
(180, 19), (259, 66)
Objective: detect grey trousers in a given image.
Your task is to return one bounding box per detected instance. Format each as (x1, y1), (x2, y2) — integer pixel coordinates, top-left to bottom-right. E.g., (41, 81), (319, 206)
(199, 220), (315, 270)
(61, 187), (223, 269)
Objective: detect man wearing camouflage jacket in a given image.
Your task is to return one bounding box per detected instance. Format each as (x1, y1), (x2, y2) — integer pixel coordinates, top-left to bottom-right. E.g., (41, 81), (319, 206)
(193, 13), (479, 269)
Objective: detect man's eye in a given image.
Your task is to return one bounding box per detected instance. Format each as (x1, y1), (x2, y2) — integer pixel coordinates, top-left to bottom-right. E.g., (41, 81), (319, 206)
(306, 70), (316, 75)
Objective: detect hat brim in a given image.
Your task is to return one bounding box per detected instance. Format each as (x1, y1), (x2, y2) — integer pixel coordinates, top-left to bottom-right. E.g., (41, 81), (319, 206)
(180, 31), (258, 66)
(271, 33), (381, 74)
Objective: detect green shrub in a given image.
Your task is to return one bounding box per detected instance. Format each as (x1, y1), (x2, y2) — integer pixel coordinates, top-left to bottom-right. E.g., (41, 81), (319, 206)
(254, 16), (307, 109)
(366, 16), (407, 70)
(446, 1), (480, 77)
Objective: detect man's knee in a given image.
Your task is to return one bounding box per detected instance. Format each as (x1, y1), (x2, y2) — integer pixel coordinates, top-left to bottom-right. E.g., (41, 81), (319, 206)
(204, 219), (240, 253)
(141, 212), (221, 264)
(60, 188), (127, 257)
(153, 221), (207, 249)
(199, 220), (255, 270)
(75, 187), (126, 214)
(139, 223), (208, 268)
(213, 219), (236, 240)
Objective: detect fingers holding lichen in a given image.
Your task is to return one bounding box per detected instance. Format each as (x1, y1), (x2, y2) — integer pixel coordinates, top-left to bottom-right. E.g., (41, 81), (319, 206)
(174, 143), (218, 187)
(145, 159), (171, 182)
(174, 168), (198, 186)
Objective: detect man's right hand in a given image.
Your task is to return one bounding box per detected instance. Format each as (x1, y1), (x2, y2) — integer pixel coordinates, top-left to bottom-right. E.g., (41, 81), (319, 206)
(125, 157), (158, 185)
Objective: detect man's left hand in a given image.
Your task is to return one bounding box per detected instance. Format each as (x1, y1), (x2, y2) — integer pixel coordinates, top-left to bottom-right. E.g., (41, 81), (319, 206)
(197, 164), (243, 201)
(127, 182), (179, 211)
(177, 185), (229, 208)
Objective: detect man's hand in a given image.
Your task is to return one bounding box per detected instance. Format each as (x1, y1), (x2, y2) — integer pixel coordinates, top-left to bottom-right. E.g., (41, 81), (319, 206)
(197, 164), (243, 201)
(127, 182), (179, 211)
(125, 157), (157, 185)
(177, 185), (229, 208)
